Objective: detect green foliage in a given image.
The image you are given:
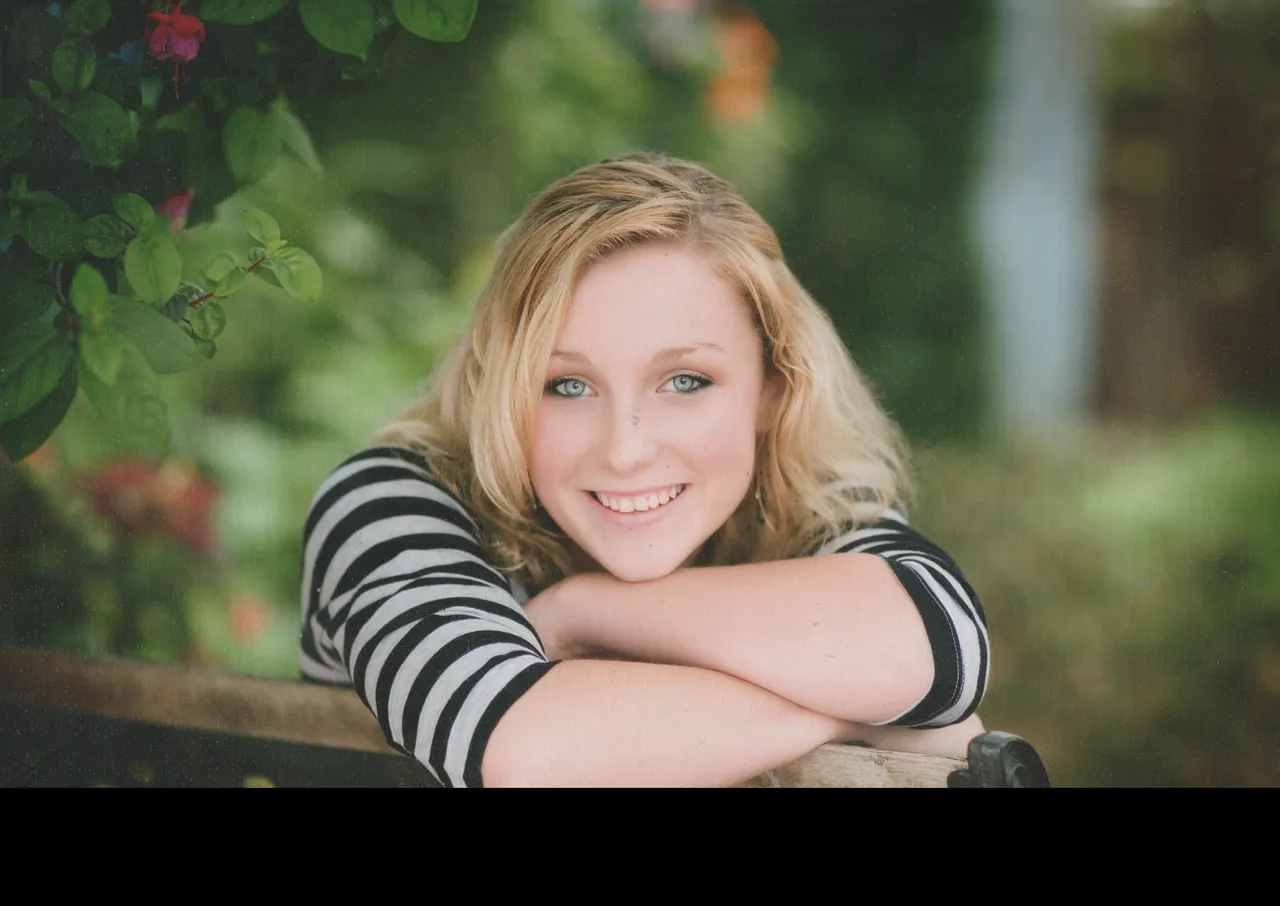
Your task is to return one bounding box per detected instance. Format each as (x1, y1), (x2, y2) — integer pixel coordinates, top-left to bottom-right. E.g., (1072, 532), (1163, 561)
(79, 346), (171, 458)
(267, 246), (323, 302)
(919, 415), (1280, 786)
(112, 195), (155, 234)
(189, 303), (228, 341)
(69, 262), (108, 322)
(224, 107), (285, 184)
(201, 0), (292, 26)
(0, 0), (482, 463)
(109, 297), (204, 374)
(52, 39), (97, 94)
(241, 208), (282, 245)
(0, 99), (35, 168)
(395, 0), (478, 42)
(0, 320), (70, 423)
(0, 363), (77, 461)
(123, 234), (183, 306)
(299, 0), (376, 59)
(21, 192), (82, 260)
(65, 0), (110, 37)
(80, 214), (129, 258)
(61, 92), (138, 167)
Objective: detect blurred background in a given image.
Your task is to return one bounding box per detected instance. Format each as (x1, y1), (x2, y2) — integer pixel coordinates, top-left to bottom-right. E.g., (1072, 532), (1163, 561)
(3, 0), (1278, 786)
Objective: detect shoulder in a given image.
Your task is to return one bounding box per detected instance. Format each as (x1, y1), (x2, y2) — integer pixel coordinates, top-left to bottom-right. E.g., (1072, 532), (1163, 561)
(303, 445), (479, 542)
(807, 504), (965, 573)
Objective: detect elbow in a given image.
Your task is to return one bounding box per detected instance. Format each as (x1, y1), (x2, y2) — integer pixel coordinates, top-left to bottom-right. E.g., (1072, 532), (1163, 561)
(832, 640), (935, 726)
(479, 729), (526, 788)
(865, 653), (934, 725)
(481, 742), (560, 789)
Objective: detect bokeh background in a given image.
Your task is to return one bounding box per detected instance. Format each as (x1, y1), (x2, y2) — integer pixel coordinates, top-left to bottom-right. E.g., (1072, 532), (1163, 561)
(3, 0), (1278, 786)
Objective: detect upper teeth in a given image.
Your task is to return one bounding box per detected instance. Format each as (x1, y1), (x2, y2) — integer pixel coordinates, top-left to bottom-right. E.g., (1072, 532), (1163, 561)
(594, 485), (686, 513)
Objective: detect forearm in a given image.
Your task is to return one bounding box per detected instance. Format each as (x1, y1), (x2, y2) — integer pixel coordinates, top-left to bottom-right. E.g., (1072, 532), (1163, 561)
(559, 553), (934, 724)
(480, 659), (853, 787)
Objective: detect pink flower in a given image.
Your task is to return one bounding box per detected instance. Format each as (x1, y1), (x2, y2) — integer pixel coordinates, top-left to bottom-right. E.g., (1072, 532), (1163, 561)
(146, 5), (206, 63)
(155, 191), (193, 232)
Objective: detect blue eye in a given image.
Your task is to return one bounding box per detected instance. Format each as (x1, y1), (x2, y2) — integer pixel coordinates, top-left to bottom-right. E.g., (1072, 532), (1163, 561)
(548, 377), (591, 398)
(665, 373), (711, 394)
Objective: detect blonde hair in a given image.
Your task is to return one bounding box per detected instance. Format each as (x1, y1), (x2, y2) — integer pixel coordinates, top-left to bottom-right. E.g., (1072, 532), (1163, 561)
(375, 153), (910, 590)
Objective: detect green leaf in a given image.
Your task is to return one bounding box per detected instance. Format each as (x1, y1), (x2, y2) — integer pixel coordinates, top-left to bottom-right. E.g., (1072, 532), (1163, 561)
(200, 0), (289, 25)
(0, 319), (58, 374)
(276, 106), (323, 173)
(113, 194), (155, 234)
(394, 0), (477, 42)
(224, 107), (283, 184)
(27, 80), (69, 115)
(189, 302), (227, 340)
(66, 0), (112, 36)
(123, 234), (182, 306)
(0, 361), (77, 462)
(109, 297), (204, 373)
(81, 213), (130, 258)
(52, 39), (97, 94)
(160, 284), (205, 323)
(154, 103), (204, 134)
(201, 251), (241, 284)
(0, 275), (55, 334)
(268, 246), (323, 303)
(69, 263), (109, 321)
(0, 99), (35, 169)
(78, 327), (127, 385)
(214, 267), (248, 298)
(79, 347), (170, 458)
(241, 208), (281, 245)
(0, 323), (72, 422)
(62, 92), (137, 167)
(193, 337), (217, 360)
(22, 192), (82, 260)
(299, 0), (375, 59)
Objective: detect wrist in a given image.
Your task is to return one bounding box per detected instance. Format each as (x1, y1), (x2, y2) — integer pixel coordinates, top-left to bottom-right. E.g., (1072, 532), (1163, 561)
(545, 573), (594, 660)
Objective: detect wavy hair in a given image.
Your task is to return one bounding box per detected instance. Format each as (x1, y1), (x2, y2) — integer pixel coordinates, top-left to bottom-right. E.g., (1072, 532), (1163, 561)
(375, 153), (910, 590)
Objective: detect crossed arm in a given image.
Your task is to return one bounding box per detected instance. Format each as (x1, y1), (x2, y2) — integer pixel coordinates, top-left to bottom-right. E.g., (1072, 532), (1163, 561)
(483, 551), (983, 787)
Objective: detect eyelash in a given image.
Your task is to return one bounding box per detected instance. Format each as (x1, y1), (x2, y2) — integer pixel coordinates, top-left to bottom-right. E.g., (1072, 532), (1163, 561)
(545, 372), (714, 398)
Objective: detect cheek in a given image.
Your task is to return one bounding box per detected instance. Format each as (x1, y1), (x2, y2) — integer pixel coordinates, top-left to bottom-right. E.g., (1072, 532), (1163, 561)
(678, 391), (761, 467)
(529, 404), (586, 492)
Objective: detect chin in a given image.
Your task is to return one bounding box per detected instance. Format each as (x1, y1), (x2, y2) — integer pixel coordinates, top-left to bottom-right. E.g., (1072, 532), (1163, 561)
(591, 549), (693, 584)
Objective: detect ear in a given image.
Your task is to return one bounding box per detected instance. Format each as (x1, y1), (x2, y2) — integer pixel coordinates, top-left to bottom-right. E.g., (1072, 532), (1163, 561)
(756, 372), (784, 435)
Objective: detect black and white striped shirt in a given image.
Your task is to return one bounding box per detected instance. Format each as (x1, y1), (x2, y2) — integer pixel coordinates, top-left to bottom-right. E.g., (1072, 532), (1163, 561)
(300, 446), (989, 787)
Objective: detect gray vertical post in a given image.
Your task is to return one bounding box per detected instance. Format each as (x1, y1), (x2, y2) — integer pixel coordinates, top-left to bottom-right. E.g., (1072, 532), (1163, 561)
(973, 0), (1102, 430)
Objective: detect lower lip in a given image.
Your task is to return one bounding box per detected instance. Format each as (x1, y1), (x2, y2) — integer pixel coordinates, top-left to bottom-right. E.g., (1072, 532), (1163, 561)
(586, 488), (688, 526)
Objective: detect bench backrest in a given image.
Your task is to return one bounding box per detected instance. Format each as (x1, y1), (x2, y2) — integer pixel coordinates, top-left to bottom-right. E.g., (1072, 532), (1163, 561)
(0, 645), (1047, 788)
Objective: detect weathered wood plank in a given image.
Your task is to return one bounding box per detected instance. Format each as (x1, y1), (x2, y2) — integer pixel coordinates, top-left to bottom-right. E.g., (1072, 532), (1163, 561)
(0, 645), (394, 755)
(0, 645), (968, 787)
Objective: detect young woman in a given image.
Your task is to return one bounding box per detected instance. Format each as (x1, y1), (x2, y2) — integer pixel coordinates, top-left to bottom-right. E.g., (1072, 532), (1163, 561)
(299, 153), (989, 787)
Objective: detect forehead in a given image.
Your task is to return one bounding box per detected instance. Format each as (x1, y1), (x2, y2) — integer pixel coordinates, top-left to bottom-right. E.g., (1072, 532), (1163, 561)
(557, 243), (758, 354)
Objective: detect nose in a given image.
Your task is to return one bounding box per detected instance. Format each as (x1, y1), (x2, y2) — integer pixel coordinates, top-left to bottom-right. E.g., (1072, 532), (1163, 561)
(600, 401), (657, 476)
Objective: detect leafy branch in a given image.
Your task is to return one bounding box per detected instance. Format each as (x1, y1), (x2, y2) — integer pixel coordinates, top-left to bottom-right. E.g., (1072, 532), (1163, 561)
(0, 0), (479, 461)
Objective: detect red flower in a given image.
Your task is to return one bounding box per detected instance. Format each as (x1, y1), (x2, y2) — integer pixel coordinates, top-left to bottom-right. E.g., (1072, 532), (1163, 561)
(155, 190), (193, 232)
(81, 458), (219, 554)
(146, 4), (206, 63)
(228, 594), (274, 643)
(146, 4), (206, 97)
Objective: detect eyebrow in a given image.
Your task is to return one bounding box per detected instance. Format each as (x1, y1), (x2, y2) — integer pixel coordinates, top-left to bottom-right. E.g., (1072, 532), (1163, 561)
(549, 343), (726, 366)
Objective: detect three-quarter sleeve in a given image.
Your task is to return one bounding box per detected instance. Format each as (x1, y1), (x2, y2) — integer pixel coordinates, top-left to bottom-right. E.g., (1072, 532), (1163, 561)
(299, 446), (555, 788)
(812, 509), (990, 728)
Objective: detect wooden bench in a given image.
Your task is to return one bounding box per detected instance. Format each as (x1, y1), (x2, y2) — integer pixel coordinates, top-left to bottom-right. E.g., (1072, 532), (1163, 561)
(0, 645), (1050, 788)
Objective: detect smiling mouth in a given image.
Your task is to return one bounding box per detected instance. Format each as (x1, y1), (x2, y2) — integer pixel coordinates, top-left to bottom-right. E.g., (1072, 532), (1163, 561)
(591, 484), (688, 514)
